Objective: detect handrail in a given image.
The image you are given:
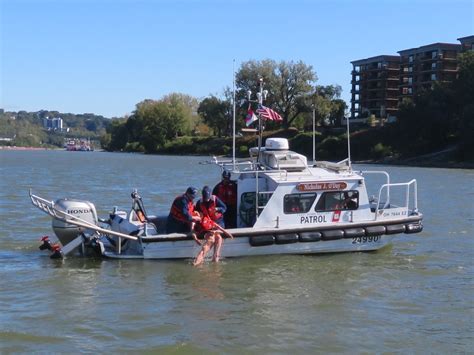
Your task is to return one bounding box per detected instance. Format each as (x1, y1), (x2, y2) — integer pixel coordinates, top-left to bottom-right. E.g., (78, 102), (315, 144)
(29, 189), (137, 241)
(374, 179), (418, 220)
(360, 170), (390, 204)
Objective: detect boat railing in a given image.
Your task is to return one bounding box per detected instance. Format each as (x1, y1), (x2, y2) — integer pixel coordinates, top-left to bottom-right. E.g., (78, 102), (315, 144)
(360, 170), (390, 204)
(316, 159), (351, 172)
(374, 179), (418, 220)
(207, 156), (291, 179)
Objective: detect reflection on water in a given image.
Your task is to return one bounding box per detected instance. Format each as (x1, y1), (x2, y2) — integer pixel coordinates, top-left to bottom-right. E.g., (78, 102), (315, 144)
(0, 151), (473, 353)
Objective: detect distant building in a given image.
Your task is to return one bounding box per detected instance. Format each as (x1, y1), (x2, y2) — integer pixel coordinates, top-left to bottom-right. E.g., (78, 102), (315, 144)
(350, 55), (400, 121)
(398, 42), (461, 102)
(350, 35), (472, 121)
(43, 117), (64, 131)
(458, 35), (474, 52)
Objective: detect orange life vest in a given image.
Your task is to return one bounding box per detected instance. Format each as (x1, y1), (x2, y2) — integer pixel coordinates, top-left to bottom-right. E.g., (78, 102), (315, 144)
(201, 215), (215, 231)
(200, 196), (223, 222)
(214, 181), (237, 207)
(170, 194), (194, 223)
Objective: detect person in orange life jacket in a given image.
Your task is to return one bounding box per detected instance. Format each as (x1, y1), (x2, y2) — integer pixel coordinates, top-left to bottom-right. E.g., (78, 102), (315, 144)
(166, 186), (201, 234)
(195, 186), (227, 228)
(193, 211), (234, 266)
(212, 170), (237, 228)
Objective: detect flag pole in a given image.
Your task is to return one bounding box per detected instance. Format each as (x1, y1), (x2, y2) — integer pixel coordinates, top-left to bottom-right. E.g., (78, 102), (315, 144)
(232, 59), (236, 170)
(257, 78), (263, 164)
(346, 115), (352, 171)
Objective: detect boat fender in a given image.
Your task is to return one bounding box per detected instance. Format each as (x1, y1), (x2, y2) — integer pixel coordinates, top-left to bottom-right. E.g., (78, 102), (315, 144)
(405, 222), (423, 234)
(365, 225), (386, 236)
(275, 233), (298, 245)
(343, 228), (365, 238)
(298, 232), (321, 243)
(321, 230), (344, 241)
(385, 224), (406, 235)
(249, 235), (275, 247)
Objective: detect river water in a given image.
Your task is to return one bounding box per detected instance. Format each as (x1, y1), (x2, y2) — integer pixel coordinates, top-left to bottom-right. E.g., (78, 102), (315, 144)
(0, 150), (472, 353)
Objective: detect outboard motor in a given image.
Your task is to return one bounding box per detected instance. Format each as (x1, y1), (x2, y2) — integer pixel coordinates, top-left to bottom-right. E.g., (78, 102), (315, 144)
(52, 198), (98, 246)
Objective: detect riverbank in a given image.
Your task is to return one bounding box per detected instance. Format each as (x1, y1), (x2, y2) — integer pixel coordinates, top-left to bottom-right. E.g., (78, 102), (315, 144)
(360, 146), (474, 169)
(150, 130), (473, 170)
(0, 146), (50, 151)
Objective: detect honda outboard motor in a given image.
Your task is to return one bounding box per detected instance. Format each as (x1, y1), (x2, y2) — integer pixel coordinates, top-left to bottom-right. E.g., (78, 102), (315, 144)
(52, 199), (98, 246)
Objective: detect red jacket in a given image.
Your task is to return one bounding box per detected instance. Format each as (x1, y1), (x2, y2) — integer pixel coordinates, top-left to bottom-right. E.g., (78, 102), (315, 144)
(169, 194), (194, 223)
(196, 195), (225, 222)
(213, 181), (237, 208)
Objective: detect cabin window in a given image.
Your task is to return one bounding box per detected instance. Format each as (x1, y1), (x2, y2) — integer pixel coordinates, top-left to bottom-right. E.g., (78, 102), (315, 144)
(283, 193), (317, 214)
(239, 192), (273, 226)
(315, 190), (359, 212)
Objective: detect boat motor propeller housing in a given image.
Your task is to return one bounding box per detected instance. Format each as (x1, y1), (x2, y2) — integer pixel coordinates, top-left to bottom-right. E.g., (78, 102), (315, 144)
(52, 198), (99, 245)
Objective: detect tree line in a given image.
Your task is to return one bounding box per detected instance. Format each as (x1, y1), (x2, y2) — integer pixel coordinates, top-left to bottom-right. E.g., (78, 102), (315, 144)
(102, 59), (347, 153)
(0, 109), (110, 148)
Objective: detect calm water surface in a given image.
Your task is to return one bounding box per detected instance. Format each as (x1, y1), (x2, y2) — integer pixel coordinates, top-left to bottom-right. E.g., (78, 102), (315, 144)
(0, 150), (472, 353)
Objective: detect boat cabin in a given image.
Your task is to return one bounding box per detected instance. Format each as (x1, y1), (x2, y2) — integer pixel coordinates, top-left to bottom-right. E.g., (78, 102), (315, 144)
(219, 138), (372, 230)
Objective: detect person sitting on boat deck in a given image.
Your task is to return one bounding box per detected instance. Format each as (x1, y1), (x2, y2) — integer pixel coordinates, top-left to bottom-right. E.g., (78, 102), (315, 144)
(193, 212), (233, 266)
(196, 186), (227, 228)
(166, 186), (201, 234)
(212, 170), (237, 228)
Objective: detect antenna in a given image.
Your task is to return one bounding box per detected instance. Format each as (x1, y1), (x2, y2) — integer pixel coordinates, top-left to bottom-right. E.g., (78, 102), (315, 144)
(232, 59), (236, 170)
(346, 116), (352, 171)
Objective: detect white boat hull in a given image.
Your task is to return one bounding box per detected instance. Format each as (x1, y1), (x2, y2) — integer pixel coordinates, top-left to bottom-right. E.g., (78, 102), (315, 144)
(103, 234), (395, 260)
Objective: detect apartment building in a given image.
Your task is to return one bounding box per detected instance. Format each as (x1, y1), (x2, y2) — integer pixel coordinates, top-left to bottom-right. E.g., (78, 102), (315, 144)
(43, 116), (64, 131)
(398, 43), (461, 102)
(350, 36), (473, 121)
(458, 35), (474, 52)
(350, 55), (400, 120)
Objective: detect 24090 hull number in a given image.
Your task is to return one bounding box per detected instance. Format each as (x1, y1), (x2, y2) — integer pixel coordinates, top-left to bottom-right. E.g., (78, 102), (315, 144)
(352, 236), (380, 244)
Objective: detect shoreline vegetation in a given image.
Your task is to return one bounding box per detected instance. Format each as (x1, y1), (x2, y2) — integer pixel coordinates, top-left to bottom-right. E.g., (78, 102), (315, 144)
(2, 54), (473, 169)
(1, 133), (471, 169)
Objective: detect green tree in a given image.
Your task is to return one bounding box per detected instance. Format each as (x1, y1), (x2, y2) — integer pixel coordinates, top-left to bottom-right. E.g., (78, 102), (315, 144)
(453, 51), (474, 158)
(160, 93), (199, 135)
(235, 59), (316, 128)
(197, 96), (229, 137)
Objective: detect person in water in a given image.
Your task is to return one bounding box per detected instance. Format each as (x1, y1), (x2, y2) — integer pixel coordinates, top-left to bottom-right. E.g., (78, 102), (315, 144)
(213, 171), (237, 228)
(192, 212), (233, 266)
(195, 186), (227, 228)
(166, 186), (201, 234)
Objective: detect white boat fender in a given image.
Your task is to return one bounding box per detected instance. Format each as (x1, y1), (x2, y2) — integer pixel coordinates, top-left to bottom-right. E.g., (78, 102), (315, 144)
(385, 224), (406, 235)
(321, 230), (344, 241)
(343, 228), (365, 239)
(249, 235), (275, 247)
(298, 232), (322, 243)
(365, 226), (386, 236)
(275, 233), (298, 245)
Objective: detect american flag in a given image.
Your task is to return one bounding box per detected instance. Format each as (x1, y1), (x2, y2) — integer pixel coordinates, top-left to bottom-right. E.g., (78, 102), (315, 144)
(256, 105), (283, 122)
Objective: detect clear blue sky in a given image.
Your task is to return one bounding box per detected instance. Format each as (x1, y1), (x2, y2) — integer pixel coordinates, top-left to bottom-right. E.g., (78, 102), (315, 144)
(1, 0), (473, 118)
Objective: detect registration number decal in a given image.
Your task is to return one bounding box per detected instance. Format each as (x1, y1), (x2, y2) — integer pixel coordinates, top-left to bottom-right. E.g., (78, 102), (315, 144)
(352, 236), (380, 244)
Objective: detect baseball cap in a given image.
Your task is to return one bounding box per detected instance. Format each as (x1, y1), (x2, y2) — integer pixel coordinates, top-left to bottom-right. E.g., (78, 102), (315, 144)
(202, 186), (211, 200)
(186, 186), (198, 198)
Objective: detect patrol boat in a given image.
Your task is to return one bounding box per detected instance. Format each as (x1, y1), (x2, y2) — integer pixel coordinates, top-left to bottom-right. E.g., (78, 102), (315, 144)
(30, 137), (423, 260)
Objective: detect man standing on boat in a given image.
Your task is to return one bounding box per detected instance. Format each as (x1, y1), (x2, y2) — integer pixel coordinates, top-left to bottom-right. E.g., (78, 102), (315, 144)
(166, 187), (201, 234)
(213, 171), (237, 228)
(196, 186), (227, 227)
